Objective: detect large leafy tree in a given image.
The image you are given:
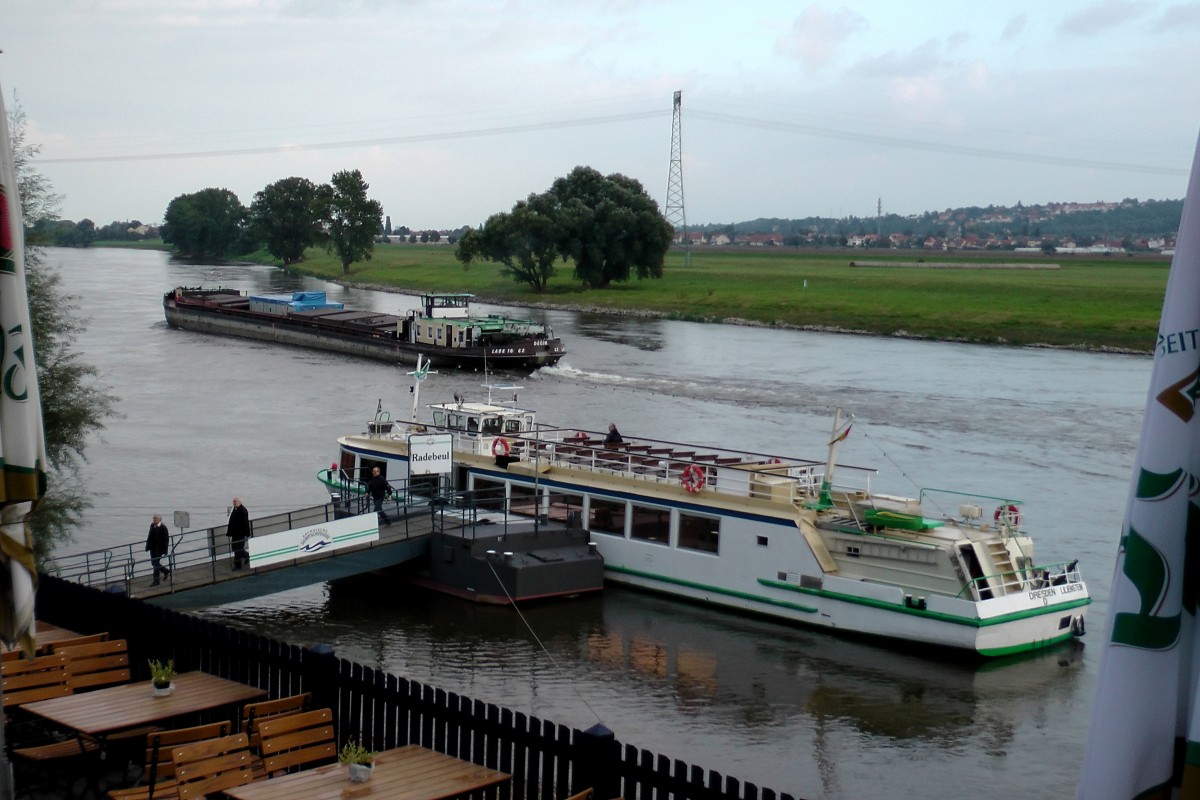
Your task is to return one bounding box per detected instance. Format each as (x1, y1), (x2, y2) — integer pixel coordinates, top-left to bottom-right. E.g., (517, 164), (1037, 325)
(323, 169), (383, 275)
(456, 191), (563, 292)
(550, 166), (673, 289)
(7, 93), (118, 563)
(457, 165), (672, 291)
(250, 176), (325, 265)
(161, 187), (247, 260)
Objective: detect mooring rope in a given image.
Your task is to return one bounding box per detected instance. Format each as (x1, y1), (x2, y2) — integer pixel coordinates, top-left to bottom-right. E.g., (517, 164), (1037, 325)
(483, 555), (605, 726)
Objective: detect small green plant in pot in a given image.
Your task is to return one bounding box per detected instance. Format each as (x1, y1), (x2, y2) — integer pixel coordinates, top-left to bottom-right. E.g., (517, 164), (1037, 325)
(339, 738), (376, 782)
(148, 658), (176, 696)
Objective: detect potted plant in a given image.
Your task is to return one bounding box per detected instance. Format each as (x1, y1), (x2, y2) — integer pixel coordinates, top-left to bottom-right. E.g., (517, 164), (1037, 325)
(147, 658), (176, 697)
(338, 738), (376, 782)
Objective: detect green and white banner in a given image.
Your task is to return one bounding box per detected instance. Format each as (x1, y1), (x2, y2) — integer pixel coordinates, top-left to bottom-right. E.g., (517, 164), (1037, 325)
(1077, 131), (1200, 799)
(247, 513), (379, 568)
(0, 77), (46, 655)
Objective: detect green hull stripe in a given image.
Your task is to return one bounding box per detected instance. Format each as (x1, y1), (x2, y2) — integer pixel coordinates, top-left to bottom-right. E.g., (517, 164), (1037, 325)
(757, 577), (1091, 627)
(605, 565), (819, 614)
(603, 567), (1088, 634)
(976, 630), (1078, 657)
(607, 567), (1087, 655)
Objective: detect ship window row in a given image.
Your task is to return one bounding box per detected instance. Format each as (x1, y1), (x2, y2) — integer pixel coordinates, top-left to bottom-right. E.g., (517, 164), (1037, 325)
(470, 480), (720, 555)
(431, 412), (528, 436)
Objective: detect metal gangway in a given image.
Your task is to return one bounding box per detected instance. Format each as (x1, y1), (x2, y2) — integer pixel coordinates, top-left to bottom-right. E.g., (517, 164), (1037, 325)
(42, 483), (434, 610)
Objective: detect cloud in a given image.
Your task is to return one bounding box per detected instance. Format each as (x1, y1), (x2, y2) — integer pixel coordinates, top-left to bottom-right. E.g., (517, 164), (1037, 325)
(850, 40), (946, 79)
(1002, 13), (1028, 40)
(1057, 0), (1151, 36)
(1152, 2), (1200, 32)
(774, 5), (867, 71)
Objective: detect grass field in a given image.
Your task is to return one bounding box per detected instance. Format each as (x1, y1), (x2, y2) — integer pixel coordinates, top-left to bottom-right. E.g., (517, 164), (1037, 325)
(237, 244), (1164, 353)
(94, 239), (1163, 353)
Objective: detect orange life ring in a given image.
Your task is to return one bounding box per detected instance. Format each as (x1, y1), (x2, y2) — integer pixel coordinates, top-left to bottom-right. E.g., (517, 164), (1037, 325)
(766, 457), (782, 465)
(680, 464), (706, 494)
(492, 437), (511, 457)
(994, 504), (1021, 526)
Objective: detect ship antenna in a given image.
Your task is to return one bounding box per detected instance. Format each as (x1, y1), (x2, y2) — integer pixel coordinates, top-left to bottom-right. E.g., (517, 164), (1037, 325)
(406, 355), (435, 423)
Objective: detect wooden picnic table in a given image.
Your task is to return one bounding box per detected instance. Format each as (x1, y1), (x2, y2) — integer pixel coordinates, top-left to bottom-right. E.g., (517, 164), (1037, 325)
(21, 670), (266, 738)
(2, 620), (82, 653)
(223, 744), (512, 800)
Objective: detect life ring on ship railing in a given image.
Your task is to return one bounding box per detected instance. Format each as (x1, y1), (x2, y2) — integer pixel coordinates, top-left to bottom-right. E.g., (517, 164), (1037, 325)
(766, 457), (782, 465)
(994, 504), (1021, 527)
(680, 464), (706, 494)
(492, 437), (511, 457)
(572, 431), (589, 442)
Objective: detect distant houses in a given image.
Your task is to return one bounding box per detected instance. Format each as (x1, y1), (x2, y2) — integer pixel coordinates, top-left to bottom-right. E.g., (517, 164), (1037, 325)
(670, 198), (1178, 254)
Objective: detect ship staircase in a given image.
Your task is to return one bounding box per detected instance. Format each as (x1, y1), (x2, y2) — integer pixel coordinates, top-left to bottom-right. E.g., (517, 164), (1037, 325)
(982, 537), (1024, 596)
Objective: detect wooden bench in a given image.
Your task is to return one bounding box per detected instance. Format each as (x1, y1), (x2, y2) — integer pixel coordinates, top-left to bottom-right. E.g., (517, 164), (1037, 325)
(256, 707), (337, 777)
(106, 721), (233, 800)
(171, 732), (255, 800)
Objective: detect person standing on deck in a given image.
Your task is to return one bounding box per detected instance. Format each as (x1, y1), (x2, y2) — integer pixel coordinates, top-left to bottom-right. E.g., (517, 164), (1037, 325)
(368, 466), (392, 525)
(227, 497), (251, 570)
(145, 514), (170, 586)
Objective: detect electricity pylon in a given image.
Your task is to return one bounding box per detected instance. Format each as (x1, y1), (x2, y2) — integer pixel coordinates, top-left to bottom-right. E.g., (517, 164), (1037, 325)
(665, 90), (689, 266)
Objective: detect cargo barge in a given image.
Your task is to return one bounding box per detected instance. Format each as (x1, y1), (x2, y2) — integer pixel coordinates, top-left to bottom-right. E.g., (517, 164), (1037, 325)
(163, 287), (566, 370)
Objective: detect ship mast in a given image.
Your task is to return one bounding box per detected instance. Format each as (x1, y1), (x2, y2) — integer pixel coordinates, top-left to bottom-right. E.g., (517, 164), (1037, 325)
(818, 409), (854, 507)
(407, 355), (434, 422)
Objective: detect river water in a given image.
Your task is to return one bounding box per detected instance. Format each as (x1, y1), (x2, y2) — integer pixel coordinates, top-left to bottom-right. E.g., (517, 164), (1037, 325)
(44, 246), (1150, 799)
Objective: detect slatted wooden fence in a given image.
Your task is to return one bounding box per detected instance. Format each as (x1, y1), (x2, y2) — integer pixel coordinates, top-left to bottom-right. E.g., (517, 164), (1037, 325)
(34, 574), (798, 800)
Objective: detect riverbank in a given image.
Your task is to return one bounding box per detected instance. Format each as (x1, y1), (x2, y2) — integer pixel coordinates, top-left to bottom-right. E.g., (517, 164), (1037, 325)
(264, 245), (1164, 354)
(97, 240), (1166, 352)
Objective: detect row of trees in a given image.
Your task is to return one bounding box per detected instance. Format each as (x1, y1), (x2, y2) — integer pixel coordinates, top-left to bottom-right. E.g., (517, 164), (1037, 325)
(162, 170), (384, 273)
(33, 218), (159, 248)
(455, 166), (673, 291)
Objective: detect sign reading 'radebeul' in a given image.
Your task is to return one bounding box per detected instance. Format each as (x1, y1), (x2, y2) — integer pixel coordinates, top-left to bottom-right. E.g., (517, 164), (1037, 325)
(409, 433), (454, 475)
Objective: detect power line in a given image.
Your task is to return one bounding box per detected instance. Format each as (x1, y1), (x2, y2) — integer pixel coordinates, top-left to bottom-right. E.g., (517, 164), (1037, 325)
(688, 108), (1188, 177)
(39, 110), (663, 164)
(36, 103), (1188, 180)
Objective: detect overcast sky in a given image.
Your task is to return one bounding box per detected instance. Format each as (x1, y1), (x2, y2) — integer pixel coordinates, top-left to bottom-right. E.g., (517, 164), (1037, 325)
(5, 1), (1200, 230)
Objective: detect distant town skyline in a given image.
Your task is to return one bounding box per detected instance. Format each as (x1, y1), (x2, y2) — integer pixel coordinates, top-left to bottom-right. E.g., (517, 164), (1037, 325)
(6, 1), (1200, 229)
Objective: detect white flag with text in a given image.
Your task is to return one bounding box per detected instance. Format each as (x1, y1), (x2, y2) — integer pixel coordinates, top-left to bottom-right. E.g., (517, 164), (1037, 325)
(1076, 129), (1200, 799)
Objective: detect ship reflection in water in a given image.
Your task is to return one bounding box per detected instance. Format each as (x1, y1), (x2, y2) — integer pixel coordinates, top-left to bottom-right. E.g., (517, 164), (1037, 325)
(207, 576), (1085, 796)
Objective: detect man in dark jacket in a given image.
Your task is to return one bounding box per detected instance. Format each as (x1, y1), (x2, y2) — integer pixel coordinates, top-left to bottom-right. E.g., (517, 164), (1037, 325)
(368, 466), (391, 525)
(227, 497), (251, 570)
(145, 514), (170, 586)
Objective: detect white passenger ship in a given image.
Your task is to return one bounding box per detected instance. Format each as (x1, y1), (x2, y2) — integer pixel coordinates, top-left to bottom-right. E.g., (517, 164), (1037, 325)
(320, 366), (1090, 657)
